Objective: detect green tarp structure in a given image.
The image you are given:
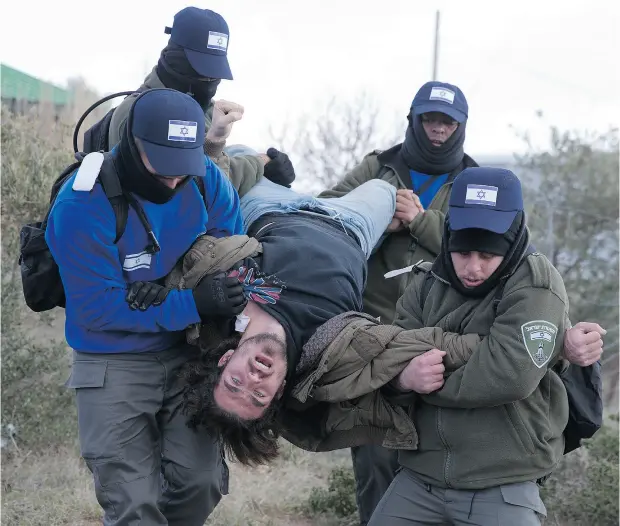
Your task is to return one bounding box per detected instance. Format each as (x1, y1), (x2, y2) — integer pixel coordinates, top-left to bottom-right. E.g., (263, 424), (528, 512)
(1, 63), (72, 106)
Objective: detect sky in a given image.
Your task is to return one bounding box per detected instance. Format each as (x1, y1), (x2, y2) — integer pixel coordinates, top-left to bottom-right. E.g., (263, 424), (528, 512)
(1, 0), (619, 158)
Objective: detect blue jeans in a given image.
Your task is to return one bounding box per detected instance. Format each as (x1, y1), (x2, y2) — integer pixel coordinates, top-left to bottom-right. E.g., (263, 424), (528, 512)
(223, 144), (259, 157)
(240, 178), (396, 259)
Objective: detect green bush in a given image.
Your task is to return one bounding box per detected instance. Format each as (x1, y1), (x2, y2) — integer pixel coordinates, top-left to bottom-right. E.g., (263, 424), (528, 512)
(305, 466), (357, 522)
(542, 418), (619, 525)
(1, 107), (78, 450)
(305, 420), (619, 525)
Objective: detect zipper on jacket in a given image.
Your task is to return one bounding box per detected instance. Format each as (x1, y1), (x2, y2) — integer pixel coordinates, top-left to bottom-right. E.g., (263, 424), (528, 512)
(436, 407), (453, 488)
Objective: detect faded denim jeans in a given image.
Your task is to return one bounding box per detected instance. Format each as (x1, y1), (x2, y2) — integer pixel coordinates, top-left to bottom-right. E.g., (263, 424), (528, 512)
(240, 177), (397, 259)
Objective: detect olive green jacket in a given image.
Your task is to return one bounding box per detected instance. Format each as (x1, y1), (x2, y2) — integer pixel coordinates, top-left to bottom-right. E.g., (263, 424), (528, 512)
(393, 254), (570, 489)
(108, 67), (264, 197)
(280, 310), (481, 452)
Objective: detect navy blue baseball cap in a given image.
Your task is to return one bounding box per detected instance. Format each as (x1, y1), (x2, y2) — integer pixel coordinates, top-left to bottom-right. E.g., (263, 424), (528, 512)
(165, 7), (233, 80)
(131, 89), (206, 178)
(411, 81), (468, 123)
(448, 167), (524, 233)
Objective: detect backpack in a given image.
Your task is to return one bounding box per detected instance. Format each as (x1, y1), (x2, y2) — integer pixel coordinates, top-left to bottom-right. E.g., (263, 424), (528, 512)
(19, 152), (138, 312)
(19, 152), (208, 313)
(416, 261), (604, 455)
(72, 91), (136, 154)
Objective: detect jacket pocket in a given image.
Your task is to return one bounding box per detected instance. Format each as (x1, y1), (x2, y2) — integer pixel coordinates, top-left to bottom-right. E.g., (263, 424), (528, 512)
(504, 403), (536, 455)
(499, 481), (547, 518)
(64, 360), (107, 389)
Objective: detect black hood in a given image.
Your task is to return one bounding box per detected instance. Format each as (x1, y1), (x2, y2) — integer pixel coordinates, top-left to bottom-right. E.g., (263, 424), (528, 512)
(400, 114), (467, 175)
(432, 211), (533, 298)
(156, 42), (220, 111)
(114, 92), (192, 204)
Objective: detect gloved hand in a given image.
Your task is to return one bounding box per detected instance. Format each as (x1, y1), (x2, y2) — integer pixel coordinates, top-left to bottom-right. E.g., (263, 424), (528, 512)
(206, 100), (244, 143)
(125, 281), (171, 311)
(263, 147), (296, 188)
(192, 271), (247, 320)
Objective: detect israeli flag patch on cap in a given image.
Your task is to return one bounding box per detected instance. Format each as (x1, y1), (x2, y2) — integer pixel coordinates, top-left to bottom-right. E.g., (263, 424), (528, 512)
(207, 31), (228, 51)
(430, 87), (455, 104)
(465, 184), (498, 206)
(168, 120), (197, 142)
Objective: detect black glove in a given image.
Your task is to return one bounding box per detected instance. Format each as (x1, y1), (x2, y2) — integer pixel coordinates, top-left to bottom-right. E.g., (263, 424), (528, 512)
(192, 271), (247, 320)
(263, 147), (296, 188)
(125, 281), (171, 311)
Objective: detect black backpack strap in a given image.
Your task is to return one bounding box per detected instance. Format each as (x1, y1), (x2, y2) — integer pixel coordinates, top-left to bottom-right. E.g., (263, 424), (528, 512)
(73, 90), (136, 153)
(413, 261), (434, 308)
(491, 279), (508, 314)
(194, 176), (206, 203)
(82, 108), (116, 154)
(420, 272), (433, 307)
(97, 154), (160, 252)
(491, 247), (537, 313)
(123, 192), (160, 254)
(97, 155), (128, 244)
(413, 175), (442, 198)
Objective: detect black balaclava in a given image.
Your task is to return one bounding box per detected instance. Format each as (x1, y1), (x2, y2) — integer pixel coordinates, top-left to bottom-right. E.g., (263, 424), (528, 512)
(156, 42), (221, 111)
(114, 94), (192, 204)
(433, 211), (532, 298)
(400, 113), (466, 175)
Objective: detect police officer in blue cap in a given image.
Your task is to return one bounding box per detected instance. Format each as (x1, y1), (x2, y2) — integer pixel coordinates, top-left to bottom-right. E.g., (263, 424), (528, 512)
(106, 7), (296, 196)
(48, 88), (246, 525)
(366, 167), (575, 525)
(318, 80), (479, 525)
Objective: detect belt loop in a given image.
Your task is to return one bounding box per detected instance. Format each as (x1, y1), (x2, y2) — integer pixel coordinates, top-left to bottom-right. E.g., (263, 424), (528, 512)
(425, 483), (432, 492)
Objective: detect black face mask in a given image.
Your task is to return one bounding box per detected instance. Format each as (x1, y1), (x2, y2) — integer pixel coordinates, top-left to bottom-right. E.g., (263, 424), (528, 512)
(400, 114), (466, 175)
(434, 211), (532, 298)
(114, 98), (192, 205)
(156, 42), (221, 111)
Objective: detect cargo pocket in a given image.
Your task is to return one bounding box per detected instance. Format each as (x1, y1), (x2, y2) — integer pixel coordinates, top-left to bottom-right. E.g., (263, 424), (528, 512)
(65, 360), (107, 389)
(499, 481), (547, 524)
(64, 360), (119, 462)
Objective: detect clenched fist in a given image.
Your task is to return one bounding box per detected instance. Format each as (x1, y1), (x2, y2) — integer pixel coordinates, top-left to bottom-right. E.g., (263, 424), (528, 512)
(563, 322), (606, 367)
(397, 348), (446, 394)
(395, 189), (424, 225)
(206, 100), (245, 142)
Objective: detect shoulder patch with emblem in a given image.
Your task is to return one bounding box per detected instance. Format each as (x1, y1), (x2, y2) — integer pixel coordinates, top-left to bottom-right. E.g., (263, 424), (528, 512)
(521, 320), (558, 368)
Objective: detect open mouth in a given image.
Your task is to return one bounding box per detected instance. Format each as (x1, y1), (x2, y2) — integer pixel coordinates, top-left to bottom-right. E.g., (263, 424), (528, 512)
(462, 278), (483, 287)
(430, 139), (444, 146)
(254, 354), (274, 371)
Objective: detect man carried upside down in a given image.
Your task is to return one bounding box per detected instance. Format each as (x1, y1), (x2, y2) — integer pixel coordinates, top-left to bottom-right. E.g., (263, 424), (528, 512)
(128, 169), (605, 467)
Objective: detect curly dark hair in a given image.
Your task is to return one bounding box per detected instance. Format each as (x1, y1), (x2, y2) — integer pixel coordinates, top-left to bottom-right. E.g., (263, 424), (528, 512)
(181, 334), (285, 466)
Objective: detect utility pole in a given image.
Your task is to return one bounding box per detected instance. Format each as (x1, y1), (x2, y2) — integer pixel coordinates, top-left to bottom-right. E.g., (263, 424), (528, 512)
(432, 10), (440, 81)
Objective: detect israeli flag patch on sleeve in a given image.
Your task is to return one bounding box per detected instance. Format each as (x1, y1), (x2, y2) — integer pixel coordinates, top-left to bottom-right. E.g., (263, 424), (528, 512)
(207, 31), (228, 51)
(168, 120), (198, 142)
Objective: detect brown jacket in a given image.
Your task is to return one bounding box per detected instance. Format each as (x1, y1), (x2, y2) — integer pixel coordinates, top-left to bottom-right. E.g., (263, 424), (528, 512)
(164, 234), (261, 345)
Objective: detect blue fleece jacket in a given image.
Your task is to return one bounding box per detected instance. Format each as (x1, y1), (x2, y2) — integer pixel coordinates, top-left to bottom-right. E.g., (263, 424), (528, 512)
(409, 169), (449, 208)
(46, 154), (244, 354)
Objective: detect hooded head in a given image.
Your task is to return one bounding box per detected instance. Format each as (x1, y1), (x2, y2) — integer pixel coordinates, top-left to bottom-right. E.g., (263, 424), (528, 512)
(156, 7), (232, 109)
(401, 81), (469, 175)
(436, 167), (532, 296)
(115, 88), (207, 204)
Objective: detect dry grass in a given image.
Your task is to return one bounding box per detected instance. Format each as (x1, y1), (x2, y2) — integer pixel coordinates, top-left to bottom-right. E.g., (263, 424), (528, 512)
(1, 447), (102, 526)
(1, 442), (350, 526)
